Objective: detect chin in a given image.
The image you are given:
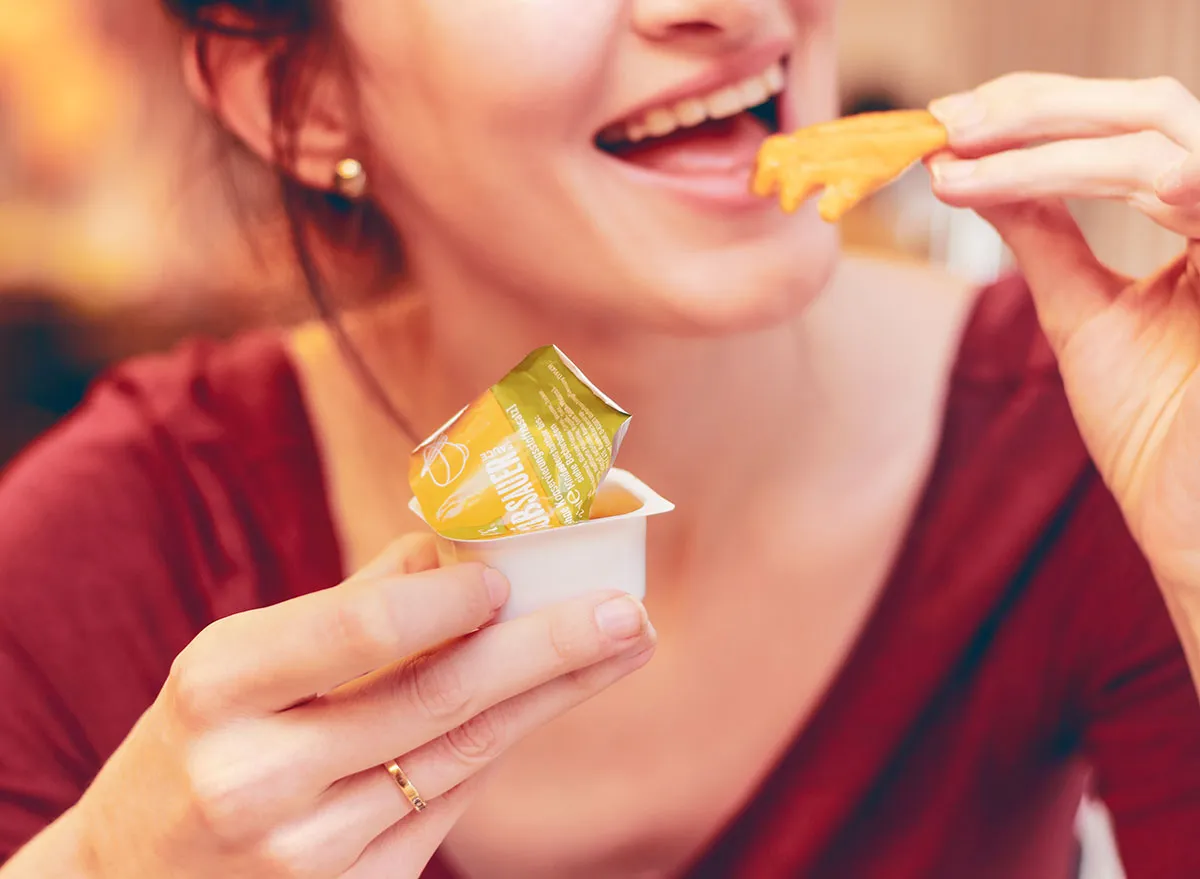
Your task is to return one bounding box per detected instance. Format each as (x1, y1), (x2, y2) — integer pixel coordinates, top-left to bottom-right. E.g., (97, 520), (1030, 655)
(625, 221), (841, 337)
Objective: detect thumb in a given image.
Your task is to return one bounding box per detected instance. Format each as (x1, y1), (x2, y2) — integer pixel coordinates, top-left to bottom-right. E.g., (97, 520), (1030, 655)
(975, 198), (1124, 351)
(347, 532), (442, 582)
(1155, 152), (1200, 206)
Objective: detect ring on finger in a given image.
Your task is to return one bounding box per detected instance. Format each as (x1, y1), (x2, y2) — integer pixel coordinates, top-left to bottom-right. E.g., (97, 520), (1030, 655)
(383, 759), (427, 812)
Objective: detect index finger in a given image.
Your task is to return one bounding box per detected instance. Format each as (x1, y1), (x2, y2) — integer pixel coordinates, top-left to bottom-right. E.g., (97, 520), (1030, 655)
(931, 73), (1200, 156)
(172, 537), (509, 718)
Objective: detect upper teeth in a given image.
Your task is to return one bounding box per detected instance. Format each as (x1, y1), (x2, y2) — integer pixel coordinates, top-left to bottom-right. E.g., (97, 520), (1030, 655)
(603, 61), (785, 145)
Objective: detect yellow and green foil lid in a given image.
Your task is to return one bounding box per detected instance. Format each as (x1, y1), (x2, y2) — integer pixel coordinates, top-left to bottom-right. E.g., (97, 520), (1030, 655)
(409, 346), (631, 540)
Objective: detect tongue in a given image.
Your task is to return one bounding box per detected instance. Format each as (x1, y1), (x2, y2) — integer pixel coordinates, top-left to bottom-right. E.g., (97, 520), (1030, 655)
(610, 112), (770, 175)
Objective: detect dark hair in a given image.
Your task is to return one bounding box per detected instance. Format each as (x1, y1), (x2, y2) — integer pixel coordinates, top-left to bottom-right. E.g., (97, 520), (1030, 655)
(162, 0), (417, 439)
(163, 0), (316, 35)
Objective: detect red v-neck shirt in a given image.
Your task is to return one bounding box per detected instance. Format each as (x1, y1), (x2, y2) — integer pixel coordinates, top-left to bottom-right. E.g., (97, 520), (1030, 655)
(2, 276), (1200, 877)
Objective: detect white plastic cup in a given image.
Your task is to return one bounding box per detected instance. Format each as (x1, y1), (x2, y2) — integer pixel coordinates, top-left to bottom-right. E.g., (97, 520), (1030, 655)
(408, 468), (674, 622)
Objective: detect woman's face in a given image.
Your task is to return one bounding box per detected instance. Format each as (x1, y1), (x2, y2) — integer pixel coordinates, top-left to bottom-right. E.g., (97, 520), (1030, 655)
(334, 0), (840, 333)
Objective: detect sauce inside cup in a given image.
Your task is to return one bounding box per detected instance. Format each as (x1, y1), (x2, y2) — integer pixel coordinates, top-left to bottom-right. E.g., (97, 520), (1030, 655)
(589, 482), (645, 519)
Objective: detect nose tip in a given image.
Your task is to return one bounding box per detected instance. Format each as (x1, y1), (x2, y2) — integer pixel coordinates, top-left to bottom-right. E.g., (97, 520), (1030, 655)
(632, 0), (764, 45)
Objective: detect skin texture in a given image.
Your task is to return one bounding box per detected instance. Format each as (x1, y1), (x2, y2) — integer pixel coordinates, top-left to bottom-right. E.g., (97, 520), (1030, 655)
(8, 2), (1200, 877)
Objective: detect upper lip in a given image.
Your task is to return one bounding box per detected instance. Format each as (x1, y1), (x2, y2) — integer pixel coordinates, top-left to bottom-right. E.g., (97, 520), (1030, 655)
(596, 40), (790, 132)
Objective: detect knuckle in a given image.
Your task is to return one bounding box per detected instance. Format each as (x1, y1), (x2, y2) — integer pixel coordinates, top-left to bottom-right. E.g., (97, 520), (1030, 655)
(1135, 130), (1184, 170)
(1147, 75), (1191, 112)
(184, 740), (269, 845)
(985, 70), (1039, 102)
(167, 627), (230, 725)
(443, 707), (506, 764)
(167, 659), (212, 727)
(326, 592), (392, 664)
(403, 653), (472, 721)
(545, 613), (596, 668)
(258, 832), (326, 879)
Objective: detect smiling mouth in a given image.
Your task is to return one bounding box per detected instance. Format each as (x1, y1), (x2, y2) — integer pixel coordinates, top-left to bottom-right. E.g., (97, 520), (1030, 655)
(594, 59), (784, 177)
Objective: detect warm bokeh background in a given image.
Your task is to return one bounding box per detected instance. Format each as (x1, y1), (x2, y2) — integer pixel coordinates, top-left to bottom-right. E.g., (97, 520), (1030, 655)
(0, 0), (307, 459)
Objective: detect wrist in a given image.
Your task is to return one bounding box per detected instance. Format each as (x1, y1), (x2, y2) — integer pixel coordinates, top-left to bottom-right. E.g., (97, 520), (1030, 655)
(2, 806), (100, 879)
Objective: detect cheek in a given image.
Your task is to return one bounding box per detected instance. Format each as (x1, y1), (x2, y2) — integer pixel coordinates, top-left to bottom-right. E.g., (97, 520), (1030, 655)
(336, 0), (624, 275)
(340, 0), (620, 136)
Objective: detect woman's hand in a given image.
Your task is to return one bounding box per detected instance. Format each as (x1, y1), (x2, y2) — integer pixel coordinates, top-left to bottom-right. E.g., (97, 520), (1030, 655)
(25, 534), (655, 878)
(927, 73), (1200, 602)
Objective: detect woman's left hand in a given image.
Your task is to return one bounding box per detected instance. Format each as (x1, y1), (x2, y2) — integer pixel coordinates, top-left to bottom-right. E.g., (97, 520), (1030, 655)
(928, 72), (1200, 597)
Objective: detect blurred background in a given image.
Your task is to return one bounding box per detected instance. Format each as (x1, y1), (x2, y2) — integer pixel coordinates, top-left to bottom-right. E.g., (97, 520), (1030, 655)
(3, 2), (1191, 875)
(0, 0), (305, 463)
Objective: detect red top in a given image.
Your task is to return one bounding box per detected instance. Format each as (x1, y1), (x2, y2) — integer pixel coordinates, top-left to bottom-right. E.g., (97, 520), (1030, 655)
(2, 276), (1200, 878)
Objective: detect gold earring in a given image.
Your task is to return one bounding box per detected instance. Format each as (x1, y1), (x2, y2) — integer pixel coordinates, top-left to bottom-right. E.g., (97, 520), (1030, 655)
(333, 158), (368, 199)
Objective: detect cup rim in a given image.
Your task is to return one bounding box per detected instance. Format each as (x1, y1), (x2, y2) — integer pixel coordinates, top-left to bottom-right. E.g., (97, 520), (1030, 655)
(408, 467), (674, 545)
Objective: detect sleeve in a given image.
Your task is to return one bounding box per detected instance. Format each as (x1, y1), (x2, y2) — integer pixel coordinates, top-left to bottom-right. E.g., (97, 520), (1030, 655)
(0, 379), (205, 862)
(1068, 486), (1200, 878)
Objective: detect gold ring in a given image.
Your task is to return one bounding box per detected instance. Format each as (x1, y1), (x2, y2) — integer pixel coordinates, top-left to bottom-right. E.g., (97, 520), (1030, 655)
(384, 759), (427, 812)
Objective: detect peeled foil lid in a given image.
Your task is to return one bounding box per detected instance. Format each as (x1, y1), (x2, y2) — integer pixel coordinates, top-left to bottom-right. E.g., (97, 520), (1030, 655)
(408, 345), (631, 541)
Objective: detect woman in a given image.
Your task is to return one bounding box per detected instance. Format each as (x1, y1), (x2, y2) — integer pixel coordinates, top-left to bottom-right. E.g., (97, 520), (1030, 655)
(4, 1), (1200, 876)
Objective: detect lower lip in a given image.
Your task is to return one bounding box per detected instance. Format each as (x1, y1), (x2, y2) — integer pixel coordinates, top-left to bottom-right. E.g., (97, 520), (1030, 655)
(602, 153), (764, 210)
(598, 112), (782, 211)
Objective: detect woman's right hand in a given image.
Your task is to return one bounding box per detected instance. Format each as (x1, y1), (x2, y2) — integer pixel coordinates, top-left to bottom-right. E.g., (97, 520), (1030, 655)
(52, 534), (656, 878)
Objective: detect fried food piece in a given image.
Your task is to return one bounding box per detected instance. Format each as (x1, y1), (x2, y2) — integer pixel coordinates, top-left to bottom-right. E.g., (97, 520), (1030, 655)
(752, 109), (949, 222)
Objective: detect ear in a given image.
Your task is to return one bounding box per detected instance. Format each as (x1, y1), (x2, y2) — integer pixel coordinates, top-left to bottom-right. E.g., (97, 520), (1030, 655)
(181, 28), (358, 192)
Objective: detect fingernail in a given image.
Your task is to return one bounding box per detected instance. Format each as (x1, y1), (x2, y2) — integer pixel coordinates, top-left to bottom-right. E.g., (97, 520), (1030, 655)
(929, 93), (986, 131)
(483, 568), (510, 608)
(594, 596), (646, 640)
(931, 160), (977, 185)
(1156, 163), (1184, 195)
